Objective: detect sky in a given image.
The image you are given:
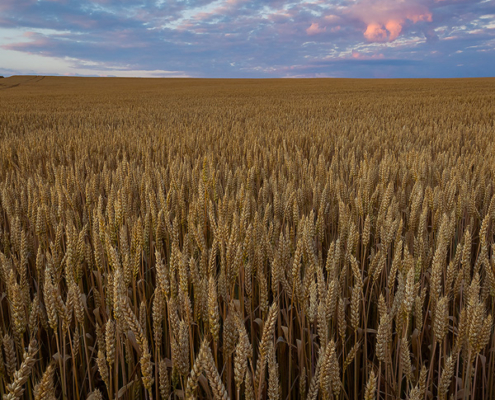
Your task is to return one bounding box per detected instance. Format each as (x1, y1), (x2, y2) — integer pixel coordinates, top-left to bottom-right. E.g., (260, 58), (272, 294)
(0, 0), (494, 78)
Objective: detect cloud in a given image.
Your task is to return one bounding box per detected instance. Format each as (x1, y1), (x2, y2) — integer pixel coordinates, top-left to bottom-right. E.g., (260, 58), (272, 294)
(364, 23), (388, 41)
(0, 0), (37, 12)
(351, 50), (385, 59)
(351, 0), (433, 42)
(0, 0), (493, 77)
(306, 23), (325, 35)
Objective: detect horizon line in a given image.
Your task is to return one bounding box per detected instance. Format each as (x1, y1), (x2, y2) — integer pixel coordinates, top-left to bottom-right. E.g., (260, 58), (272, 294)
(2, 74), (495, 80)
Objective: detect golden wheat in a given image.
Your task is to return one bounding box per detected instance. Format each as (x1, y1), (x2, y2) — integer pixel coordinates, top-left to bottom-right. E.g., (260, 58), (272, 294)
(0, 76), (494, 399)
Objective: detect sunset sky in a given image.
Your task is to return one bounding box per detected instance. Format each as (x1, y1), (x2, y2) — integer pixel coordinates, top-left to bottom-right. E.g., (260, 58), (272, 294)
(0, 0), (494, 78)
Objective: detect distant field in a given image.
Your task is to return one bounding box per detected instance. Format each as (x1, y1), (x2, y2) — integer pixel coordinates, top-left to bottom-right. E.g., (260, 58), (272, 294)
(0, 76), (495, 400)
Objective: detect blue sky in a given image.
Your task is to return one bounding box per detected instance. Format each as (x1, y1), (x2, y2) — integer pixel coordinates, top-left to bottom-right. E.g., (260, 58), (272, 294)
(0, 0), (494, 78)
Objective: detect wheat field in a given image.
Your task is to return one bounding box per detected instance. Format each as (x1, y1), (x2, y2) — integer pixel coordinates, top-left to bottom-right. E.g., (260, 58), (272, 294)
(0, 76), (495, 400)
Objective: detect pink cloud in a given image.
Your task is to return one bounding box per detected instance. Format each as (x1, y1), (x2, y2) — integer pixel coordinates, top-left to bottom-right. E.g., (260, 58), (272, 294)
(385, 20), (403, 41)
(351, 0), (432, 42)
(267, 9), (294, 23)
(306, 23), (326, 35)
(1, 32), (51, 52)
(364, 23), (388, 41)
(0, 0), (36, 12)
(324, 15), (341, 23)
